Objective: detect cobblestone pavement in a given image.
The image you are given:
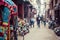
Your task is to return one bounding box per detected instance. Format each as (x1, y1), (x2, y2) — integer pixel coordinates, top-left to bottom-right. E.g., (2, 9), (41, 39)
(18, 22), (59, 40)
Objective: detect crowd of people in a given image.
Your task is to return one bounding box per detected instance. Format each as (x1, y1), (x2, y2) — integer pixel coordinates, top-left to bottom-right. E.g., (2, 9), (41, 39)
(36, 14), (56, 29)
(17, 14), (56, 29)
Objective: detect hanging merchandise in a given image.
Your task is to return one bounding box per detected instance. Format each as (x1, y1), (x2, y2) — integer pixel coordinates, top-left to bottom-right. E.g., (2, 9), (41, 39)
(4, 0), (18, 40)
(0, 6), (9, 40)
(0, 0), (17, 40)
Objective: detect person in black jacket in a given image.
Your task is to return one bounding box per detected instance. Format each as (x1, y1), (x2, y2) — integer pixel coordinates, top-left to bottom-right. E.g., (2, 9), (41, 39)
(36, 15), (40, 28)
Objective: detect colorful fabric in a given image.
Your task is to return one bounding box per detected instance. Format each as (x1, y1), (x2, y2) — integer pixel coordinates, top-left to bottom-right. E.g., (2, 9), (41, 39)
(0, 37), (4, 40)
(0, 27), (4, 32)
(5, 0), (14, 6)
(2, 7), (10, 23)
(3, 22), (8, 25)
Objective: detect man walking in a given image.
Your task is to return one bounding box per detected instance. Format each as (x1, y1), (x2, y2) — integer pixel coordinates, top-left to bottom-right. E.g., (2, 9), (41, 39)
(36, 15), (40, 28)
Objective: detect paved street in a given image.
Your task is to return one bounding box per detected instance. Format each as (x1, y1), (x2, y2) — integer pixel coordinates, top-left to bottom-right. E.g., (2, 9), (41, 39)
(18, 22), (59, 40)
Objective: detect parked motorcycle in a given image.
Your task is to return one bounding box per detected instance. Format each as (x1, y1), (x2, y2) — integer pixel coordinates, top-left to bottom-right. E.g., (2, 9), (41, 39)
(54, 27), (60, 36)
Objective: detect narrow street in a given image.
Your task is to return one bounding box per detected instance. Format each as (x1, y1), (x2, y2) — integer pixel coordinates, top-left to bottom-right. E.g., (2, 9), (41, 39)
(1, 0), (60, 40)
(18, 22), (58, 40)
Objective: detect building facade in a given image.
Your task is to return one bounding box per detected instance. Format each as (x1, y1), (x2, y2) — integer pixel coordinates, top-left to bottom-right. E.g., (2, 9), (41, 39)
(48, 0), (60, 26)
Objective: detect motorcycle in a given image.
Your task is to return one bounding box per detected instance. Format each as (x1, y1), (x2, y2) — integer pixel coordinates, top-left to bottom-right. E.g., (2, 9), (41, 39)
(54, 27), (60, 36)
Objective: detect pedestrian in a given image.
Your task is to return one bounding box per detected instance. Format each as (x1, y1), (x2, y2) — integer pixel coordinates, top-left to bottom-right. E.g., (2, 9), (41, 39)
(43, 19), (46, 26)
(40, 15), (43, 23)
(30, 18), (35, 28)
(36, 15), (40, 28)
